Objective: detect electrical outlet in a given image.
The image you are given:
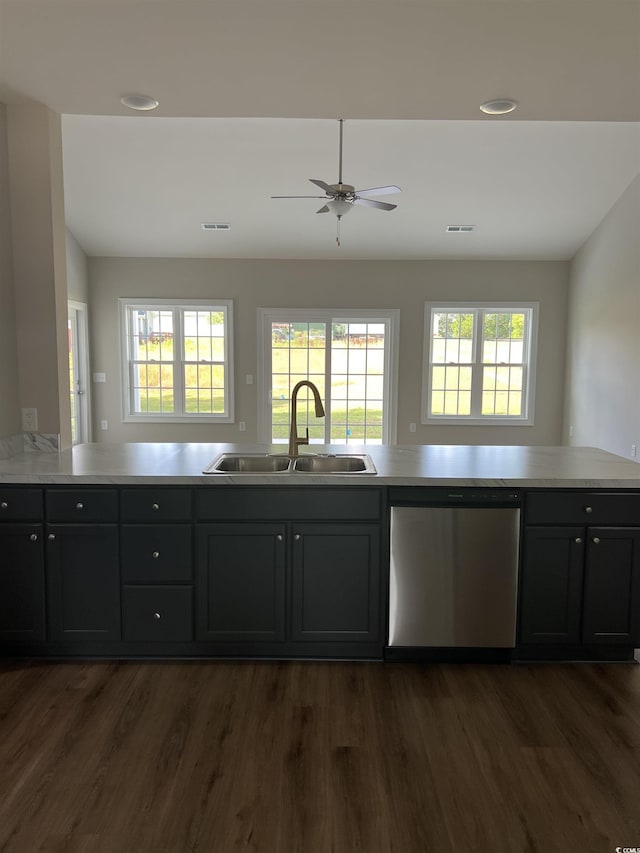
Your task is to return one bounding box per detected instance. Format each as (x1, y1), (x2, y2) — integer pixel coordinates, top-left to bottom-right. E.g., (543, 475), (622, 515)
(239, 421), (246, 432)
(22, 408), (38, 431)
(100, 420), (108, 430)
(632, 444), (637, 458)
(246, 374), (253, 385)
(409, 422), (417, 433)
(569, 425), (574, 437)
(93, 372), (106, 383)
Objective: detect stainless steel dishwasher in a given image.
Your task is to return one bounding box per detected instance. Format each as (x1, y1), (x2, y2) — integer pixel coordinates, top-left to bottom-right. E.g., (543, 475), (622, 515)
(388, 489), (521, 648)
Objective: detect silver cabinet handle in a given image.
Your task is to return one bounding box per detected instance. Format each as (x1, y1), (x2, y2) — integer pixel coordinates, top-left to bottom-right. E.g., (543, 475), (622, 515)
(48, 533), (56, 541)
(30, 533), (39, 542)
(276, 534), (283, 542)
(584, 506), (593, 513)
(76, 502), (84, 510)
(0, 501), (8, 510)
(592, 537), (600, 544)
(153, 612), (161, 620)
(574, 537), (582, 544)
(152, 503), (160, 511)
(152, 551), (160, 558)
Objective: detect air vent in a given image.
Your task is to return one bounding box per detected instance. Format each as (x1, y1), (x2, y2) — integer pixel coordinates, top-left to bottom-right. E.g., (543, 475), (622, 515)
(201, 223), (231, 231)
(446, 225), (475, 233)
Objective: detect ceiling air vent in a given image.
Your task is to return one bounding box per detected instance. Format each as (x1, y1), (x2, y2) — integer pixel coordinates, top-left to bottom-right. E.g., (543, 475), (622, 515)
(201, 222), (231, 231)
(446, 225), (475, 233)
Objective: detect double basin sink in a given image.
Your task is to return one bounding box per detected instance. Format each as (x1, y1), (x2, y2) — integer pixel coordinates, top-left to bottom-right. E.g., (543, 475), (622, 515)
(203, 453), (377, 475)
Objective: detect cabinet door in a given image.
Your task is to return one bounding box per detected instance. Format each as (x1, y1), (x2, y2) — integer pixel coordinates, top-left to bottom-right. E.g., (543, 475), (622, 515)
(46, 525), (120, 642)
(196, 523), (285, 642)
(0, 524), (45, 643)
(583, 528), (640, 644)
(519, 527), (585, 644)
(290, 524), (381, 643)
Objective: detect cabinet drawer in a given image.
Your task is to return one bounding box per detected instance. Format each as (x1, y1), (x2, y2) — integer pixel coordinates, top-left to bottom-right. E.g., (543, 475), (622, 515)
(196, 487), (381, 521)
(0, 489), (43, 521)
(121, 489), (192, 522)
(121, 525), (192, 582)
(123, 585), (193, 642)
(46, 489), (118, 522)
(526, 492), (640, 525)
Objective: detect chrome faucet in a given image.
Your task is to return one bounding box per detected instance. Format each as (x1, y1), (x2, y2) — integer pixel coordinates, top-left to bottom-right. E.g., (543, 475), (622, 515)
(288, 380), (325, 457)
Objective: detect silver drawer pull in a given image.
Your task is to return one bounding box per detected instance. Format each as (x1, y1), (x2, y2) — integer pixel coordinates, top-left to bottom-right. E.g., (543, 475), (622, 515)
(76, 502), (84, 510)
(152, 551), (160, 559)
(154, 612), (161, 620)
(152, 503), (160, 511)
(48, 533), (56, 541)
(294, 533), (301, 541)
(584, 506), (593, 513)
(276, 534), (283, 542)
(30, 533), (39, 542)
(574, 537), (582, 544)
(592, 537), (600, 544)
(0, 501), (8, 510)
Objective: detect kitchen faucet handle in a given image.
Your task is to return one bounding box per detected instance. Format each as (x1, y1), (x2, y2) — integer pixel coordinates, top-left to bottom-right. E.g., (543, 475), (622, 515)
(300, 428), (309, 446)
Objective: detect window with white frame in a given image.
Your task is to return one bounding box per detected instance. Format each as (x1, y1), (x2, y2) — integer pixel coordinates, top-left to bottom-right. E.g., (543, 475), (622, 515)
(258, 309), (399, 445)
(422, 302), (538, 424)
(120, 299), (234, 422)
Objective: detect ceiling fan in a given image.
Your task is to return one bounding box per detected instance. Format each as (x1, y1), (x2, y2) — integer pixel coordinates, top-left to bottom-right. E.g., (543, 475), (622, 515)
(271, 119), (401, 246)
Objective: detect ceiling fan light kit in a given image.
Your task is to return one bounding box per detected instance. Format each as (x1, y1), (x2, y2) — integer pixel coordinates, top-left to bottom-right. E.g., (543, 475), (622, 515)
(271, 118), (401, 246)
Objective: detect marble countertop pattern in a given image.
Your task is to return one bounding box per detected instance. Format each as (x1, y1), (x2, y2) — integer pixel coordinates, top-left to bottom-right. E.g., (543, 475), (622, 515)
(0, 443), (639, 487)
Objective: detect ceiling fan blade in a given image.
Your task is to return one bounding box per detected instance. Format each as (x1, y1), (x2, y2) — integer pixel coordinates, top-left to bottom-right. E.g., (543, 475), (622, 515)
(316, 205), (330, 214)
(354, 185), (402, 198)
(354, 197), (397, 211)
(271, 195), (328, 199)
(309, 179), (335, 194)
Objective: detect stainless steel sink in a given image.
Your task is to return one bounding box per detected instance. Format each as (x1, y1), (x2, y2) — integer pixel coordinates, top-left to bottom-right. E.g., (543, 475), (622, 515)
(293, 454), (376, 474)
(203, 453), (292, 473)
(203, 452), (377, 475)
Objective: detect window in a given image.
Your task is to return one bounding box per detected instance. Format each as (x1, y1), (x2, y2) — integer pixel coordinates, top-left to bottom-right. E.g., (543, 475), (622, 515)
(258, 309), (399, 445)
(120, 299), (234, 422)
(422, 302), (538, 424)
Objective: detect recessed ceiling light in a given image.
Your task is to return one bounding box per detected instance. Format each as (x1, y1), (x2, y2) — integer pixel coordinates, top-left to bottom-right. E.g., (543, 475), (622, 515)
(201, 222), (231, 231)
(119, 93), (159, 112)
(479, 99), (518, 115)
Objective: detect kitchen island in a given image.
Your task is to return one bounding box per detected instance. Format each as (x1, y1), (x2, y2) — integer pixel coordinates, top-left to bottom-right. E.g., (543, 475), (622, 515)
(1, 443), (639, 662)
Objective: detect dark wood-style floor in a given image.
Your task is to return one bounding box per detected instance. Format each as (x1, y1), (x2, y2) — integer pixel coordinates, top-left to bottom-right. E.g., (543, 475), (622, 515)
(0, 659), (639, 853)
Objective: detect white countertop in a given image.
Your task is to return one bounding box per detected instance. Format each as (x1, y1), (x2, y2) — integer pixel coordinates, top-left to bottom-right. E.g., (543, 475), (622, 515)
(1, 443), (639, 487)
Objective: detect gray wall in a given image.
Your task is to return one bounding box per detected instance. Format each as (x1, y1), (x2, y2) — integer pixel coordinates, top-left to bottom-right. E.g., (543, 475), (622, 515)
(564, 176), (640, 462)
(0, 103), (20, 441)
(89, 256), (569, 445)
(66, 229), (89, 304)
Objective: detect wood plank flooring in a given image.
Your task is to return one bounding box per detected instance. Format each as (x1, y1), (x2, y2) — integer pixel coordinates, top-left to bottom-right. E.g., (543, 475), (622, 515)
(0, 659), (639, 853)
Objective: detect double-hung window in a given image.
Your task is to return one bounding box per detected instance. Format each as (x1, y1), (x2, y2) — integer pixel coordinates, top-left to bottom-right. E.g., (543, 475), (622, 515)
(120, 299), (234, 422)
(422, 302), (538, 425)
(258, 308), (399, 445)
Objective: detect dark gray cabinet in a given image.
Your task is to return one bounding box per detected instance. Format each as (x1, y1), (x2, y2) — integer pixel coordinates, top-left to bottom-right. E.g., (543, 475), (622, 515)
(520, 492), (640, 648)
(120, 488), (193, 643)
(196, 523), (286, 642)
(290, 523), (381, 644)
(195, 487), (384, 655)
(0, 489), (45, 645)
(0, 523), (46, 643)
(46, 523), (120, 642)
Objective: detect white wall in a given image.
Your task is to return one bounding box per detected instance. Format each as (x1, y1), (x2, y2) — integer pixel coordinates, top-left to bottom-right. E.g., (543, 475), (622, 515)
(89, 257), (568, 446)
(0, 103), (21, 441)
(564, 176), (640, 462)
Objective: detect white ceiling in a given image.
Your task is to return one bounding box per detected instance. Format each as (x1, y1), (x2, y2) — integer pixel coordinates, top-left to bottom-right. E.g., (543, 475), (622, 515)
(1, 0), (639, 260)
